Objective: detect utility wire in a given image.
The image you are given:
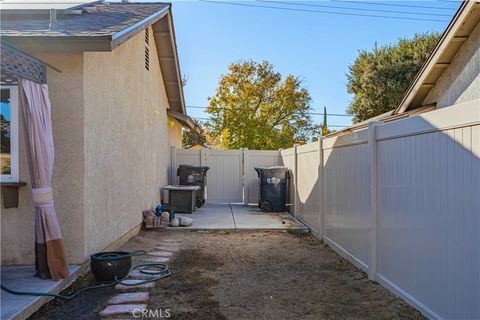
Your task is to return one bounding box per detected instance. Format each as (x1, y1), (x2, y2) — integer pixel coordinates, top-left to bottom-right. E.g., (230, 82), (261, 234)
(257, 0), (452, 17)
(186, 106), (352, 117)
(333, 0), (457, 11)
(190, 115), (350, 128)
(199, 0), (449, 22)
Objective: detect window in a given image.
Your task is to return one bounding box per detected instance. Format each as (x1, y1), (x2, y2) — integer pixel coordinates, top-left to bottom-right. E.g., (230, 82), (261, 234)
(1, 86), (19, 183)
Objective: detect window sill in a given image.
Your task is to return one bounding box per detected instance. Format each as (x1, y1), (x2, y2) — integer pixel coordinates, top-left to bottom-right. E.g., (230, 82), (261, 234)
(1, 182), (27, 209)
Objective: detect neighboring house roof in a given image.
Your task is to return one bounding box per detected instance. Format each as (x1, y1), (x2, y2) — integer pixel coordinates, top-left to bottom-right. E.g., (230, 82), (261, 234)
(1, 1), (187, 118)
(327, 0), (480, 138)
(393, 0), (480, 115)
(167, 110), (201, 134)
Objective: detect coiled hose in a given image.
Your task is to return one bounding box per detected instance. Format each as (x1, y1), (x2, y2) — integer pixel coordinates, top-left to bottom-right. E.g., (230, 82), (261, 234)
(0, 250), (171, 300)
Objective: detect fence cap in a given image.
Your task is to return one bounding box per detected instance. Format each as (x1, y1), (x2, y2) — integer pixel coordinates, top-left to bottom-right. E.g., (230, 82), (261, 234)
(163, 185), (201, 191)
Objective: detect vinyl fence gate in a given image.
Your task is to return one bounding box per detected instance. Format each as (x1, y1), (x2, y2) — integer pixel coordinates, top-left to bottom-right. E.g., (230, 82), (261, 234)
(170, 147), (282, 204)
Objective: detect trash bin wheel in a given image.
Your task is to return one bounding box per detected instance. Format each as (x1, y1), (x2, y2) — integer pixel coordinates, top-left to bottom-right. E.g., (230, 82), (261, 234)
(196, 198), (204, 208)
(260, 201), (272, 213)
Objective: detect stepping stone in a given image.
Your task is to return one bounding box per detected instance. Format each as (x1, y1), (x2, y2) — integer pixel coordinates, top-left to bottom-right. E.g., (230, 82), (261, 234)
(107, 292), (149, 304)
(99, 304), (147, 316)
(148, 251), (173, 257)
(155, 246), (179, 252)
(142, 257), (170, 263)
(114, 280), (155, 291)
(129, 269), (163, 279)
(162, 239), (182, 243)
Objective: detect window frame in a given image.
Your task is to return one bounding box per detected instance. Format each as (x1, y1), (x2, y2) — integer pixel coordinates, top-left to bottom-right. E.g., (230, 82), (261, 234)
(1, 85), (19, 183)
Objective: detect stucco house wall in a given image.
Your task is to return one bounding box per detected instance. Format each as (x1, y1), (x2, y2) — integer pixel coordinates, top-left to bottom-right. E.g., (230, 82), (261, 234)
(1, 27), (183, 264)
(424, 22), (480, 108)
(82, 28), (175, 257)
(168, 119), (183, 148)
(1, 52), (86, 264)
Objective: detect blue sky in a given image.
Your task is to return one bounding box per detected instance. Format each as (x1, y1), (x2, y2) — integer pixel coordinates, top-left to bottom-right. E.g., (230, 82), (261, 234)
(170, 0), (461, 128)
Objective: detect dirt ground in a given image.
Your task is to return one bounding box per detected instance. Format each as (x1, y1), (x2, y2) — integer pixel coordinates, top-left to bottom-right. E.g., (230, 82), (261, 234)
(30, 230), (425, 320)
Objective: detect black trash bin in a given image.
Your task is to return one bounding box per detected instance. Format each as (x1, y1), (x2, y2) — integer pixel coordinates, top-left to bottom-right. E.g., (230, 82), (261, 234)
(254, 166), (290, 212)
(177, 165), (210, 208)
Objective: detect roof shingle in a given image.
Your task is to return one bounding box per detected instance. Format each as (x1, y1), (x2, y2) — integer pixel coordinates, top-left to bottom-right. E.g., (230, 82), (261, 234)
(1, 2), (170, 37)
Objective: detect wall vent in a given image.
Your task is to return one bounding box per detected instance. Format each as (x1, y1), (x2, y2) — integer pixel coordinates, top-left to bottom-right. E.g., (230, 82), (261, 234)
(144, 28), (150, 71)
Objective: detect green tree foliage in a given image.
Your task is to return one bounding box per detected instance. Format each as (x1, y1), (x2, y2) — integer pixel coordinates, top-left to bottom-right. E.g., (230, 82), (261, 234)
(182, 119), (207, 148)
(346, 32), (440, 123)
(207, 60), (318, 150)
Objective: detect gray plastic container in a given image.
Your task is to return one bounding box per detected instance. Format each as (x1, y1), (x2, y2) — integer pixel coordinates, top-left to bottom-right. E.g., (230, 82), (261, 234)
(163, 185), (201, 213)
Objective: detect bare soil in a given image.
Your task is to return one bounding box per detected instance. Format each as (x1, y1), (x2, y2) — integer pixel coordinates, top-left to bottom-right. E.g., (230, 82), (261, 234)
(30, 230), (425, 320)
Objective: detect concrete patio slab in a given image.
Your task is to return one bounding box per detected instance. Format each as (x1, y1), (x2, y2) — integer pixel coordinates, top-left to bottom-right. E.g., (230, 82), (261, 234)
(167, 203), (308, 232)
(1, 264), (81, 320)
(171, 203), (236, 229)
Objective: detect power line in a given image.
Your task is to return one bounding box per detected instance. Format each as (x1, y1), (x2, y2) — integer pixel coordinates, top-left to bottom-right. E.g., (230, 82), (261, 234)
(333, 0), (457, 11)
(199, 0), (449, 22)
(309, 112), (351, 117)
(257, 0), (452, 17)
(190, 115), (350, 128)
(186, 105), (352, 117)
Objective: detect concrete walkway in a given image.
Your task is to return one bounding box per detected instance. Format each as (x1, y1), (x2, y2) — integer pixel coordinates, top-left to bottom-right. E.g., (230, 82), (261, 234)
(170, 203), (309, 232)
(1, 264), (81, 320)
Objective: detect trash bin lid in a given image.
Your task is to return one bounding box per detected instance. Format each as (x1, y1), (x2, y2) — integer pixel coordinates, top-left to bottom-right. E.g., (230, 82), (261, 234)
(254, 166), (289, 172)
(163, 185), (201, 191)
(178, 165), (210, 171)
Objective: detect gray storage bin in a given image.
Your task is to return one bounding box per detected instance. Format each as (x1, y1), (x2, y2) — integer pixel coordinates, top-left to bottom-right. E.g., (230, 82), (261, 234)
(163, 185), (201, 213)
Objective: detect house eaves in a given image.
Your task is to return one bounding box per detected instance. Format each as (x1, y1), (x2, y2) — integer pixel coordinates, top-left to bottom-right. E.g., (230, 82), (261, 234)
(1, 2), (186, 114)
(167, 109), (200, 133)
(393, 0), (480, 114)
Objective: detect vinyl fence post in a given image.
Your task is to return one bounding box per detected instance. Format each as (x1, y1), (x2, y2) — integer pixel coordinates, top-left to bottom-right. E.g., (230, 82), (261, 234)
(293, 144), (300, 218)
(170, 146), (177, 185)
(318, 138), (324, 240)
(368, 121), (382, 281)
(200, 147), (207, 166)
(243, 148), (249, 206)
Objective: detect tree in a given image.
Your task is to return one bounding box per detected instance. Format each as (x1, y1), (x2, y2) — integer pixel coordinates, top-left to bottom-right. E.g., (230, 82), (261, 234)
(346, 32), (440, 123)
(182, 119), (207, 148)
(206, 60), (317, 150)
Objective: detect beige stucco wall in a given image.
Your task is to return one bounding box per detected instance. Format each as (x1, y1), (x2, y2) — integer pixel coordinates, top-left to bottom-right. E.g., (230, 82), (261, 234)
(1, 52), (86, 264)
(82, 27), (176, 258)
(168, 118), (183, 148)
(424, 22), (480, 109)
(2, 26), (182, 265)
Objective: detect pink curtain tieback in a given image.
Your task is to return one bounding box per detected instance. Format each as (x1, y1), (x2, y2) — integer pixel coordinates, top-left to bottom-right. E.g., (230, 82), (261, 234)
(32, 187), (54, 207)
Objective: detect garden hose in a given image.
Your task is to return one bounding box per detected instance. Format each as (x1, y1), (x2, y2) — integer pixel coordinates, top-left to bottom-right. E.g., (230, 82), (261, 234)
(0, 251), (171, 301)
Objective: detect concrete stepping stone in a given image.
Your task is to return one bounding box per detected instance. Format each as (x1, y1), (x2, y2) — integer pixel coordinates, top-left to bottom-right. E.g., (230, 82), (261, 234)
(99, 304), (147, 317)
(155, 246), (179, 252)
(162, 239), (182, 243)
(142, 257), (170, 263)
(148, 251), (173, 257)
(107, 292), (149, 304)
(129, 269), (163, 279)
(114, 280), (155, 291)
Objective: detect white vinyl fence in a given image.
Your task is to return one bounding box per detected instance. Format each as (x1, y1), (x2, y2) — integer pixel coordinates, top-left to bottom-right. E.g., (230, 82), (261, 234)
(170, 148), (281, 204)
(279, 99), (480, 320)
(171, 99), (479, 319)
